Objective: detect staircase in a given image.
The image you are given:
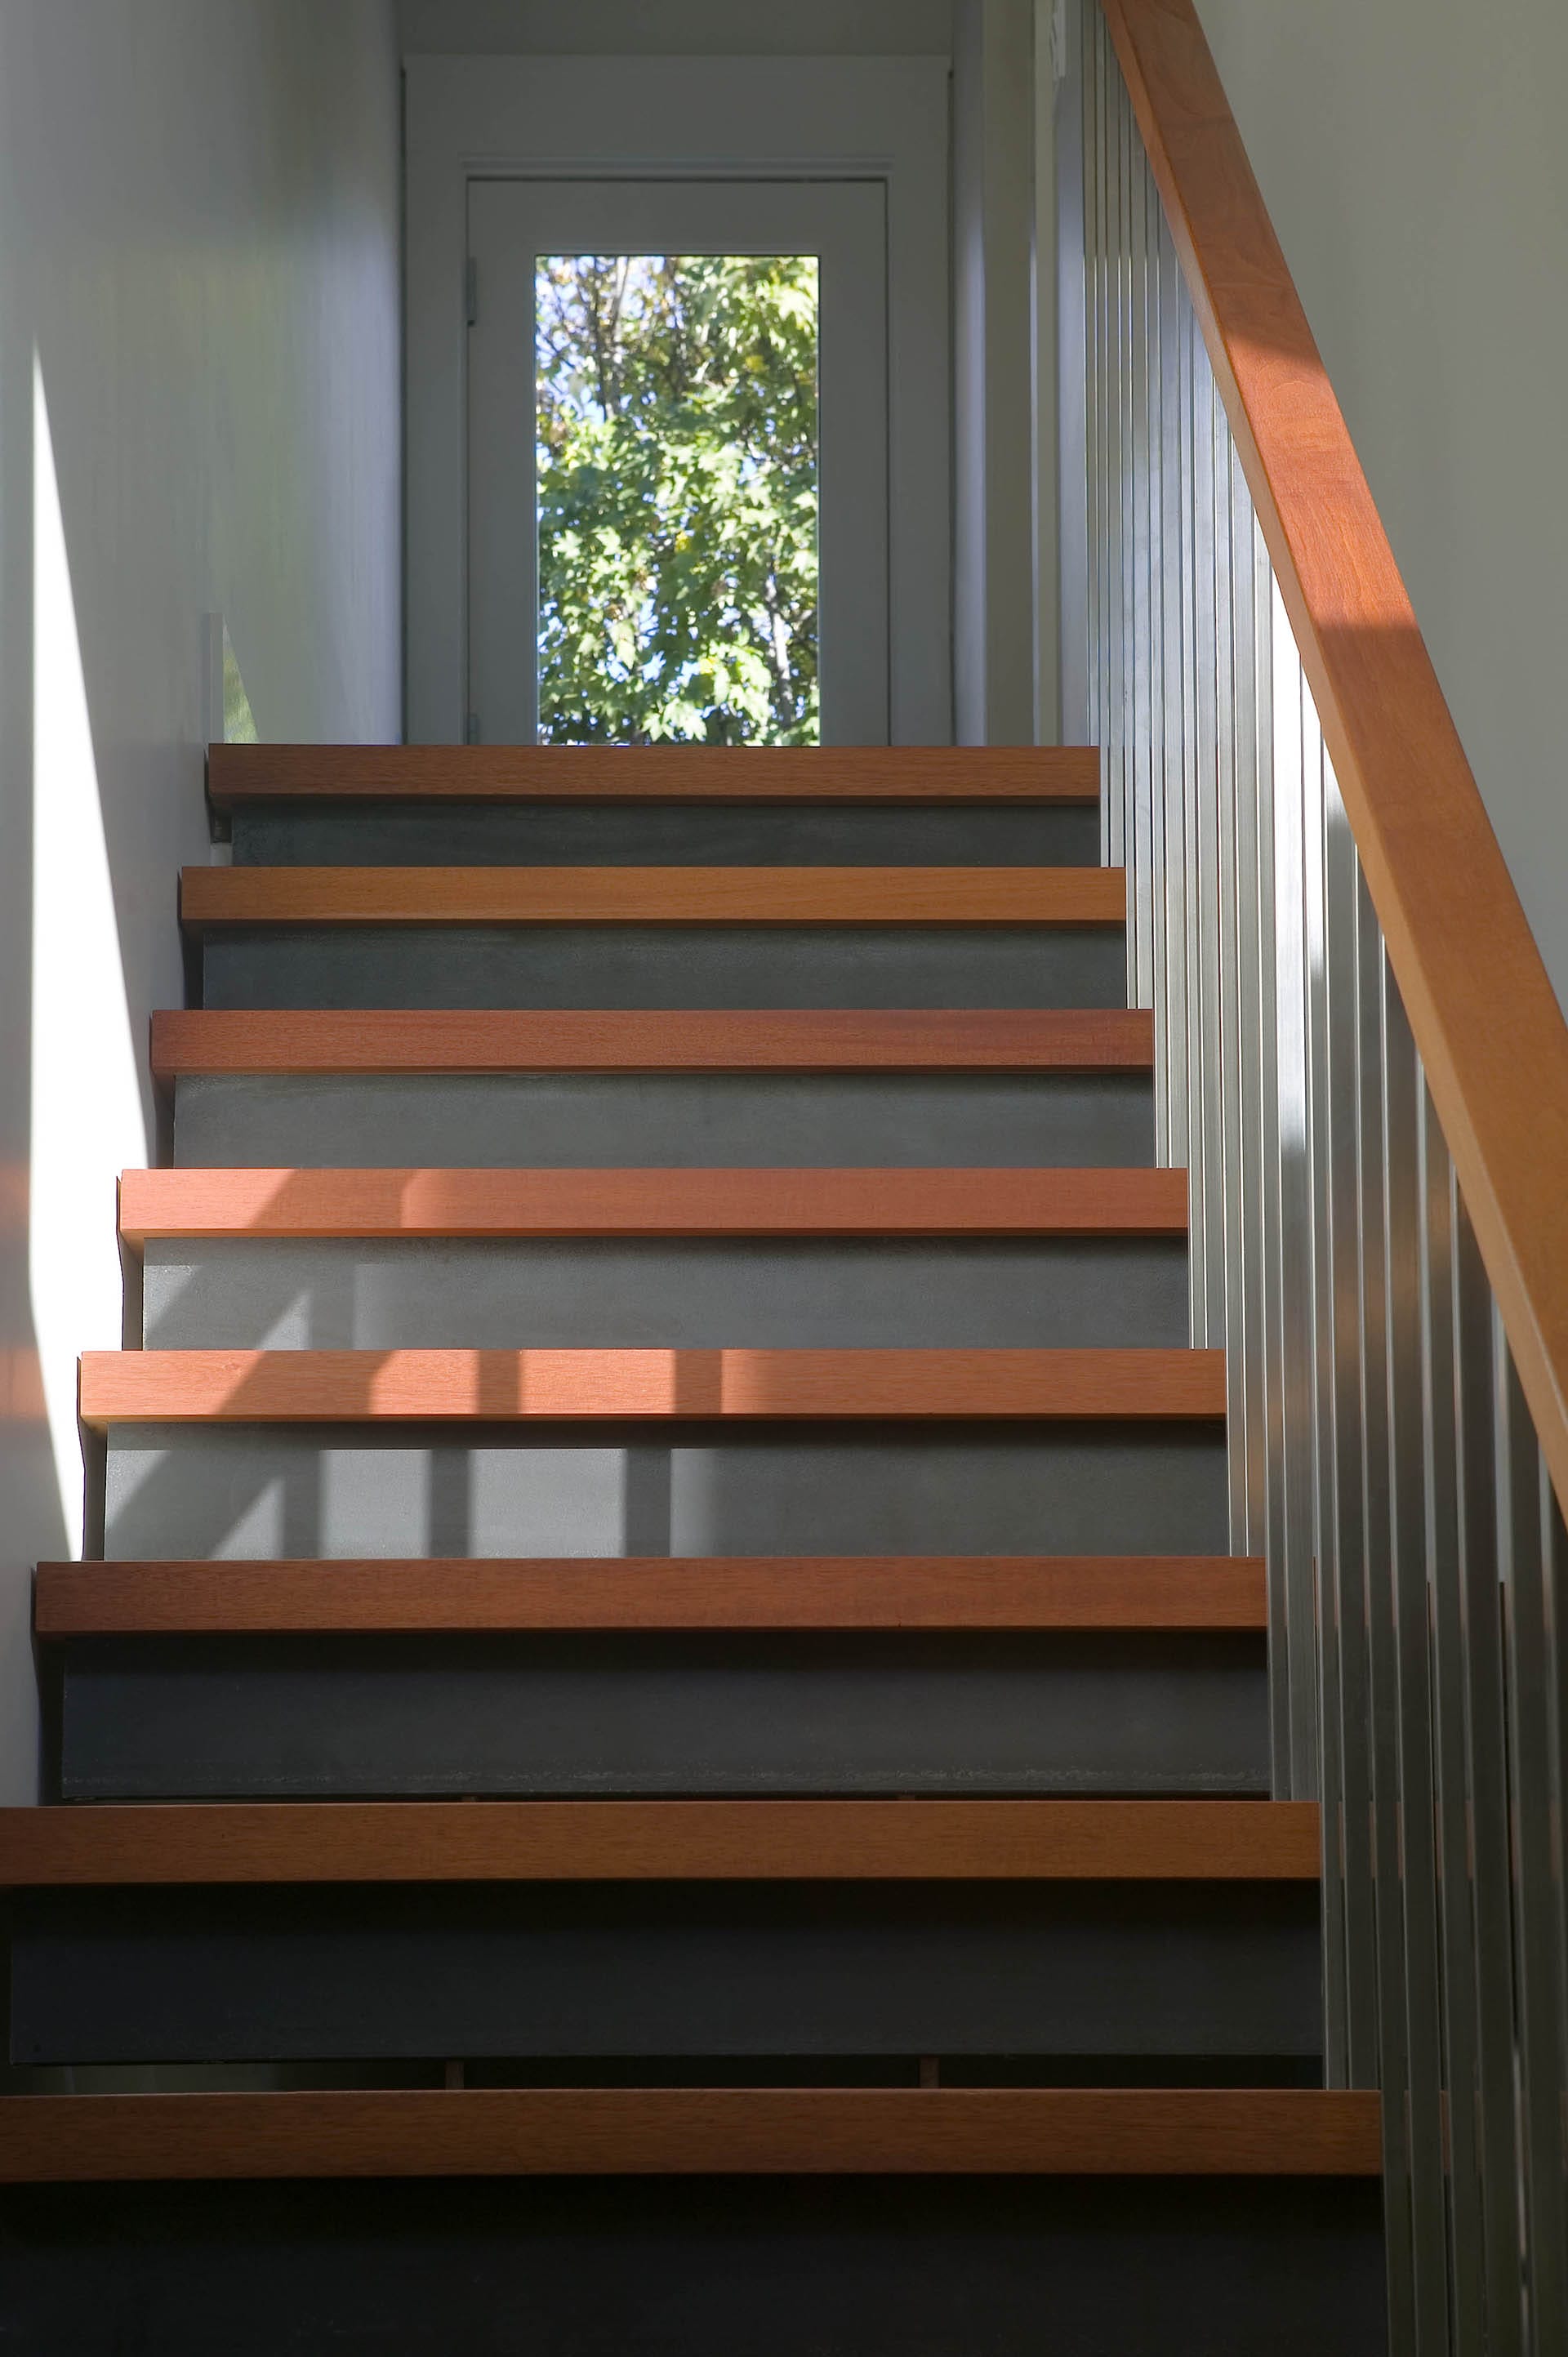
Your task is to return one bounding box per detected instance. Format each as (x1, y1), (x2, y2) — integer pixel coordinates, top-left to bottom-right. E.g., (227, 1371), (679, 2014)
(2, 742), (1386, 2350)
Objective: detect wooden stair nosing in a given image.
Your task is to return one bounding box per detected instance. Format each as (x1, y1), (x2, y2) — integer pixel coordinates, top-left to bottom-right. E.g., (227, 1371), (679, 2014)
(117, 1165), (1189, 1245)
(0, 1799), (1321, 1886)
(149, 1007), (1156, 1080)
(180, 865), (1128, 929)
(206, 743), (1103, 807)
(76, 1346), (1228, 1430)
(0, 2087), (1383, 2182)
(33, 1553), (1267, 1635)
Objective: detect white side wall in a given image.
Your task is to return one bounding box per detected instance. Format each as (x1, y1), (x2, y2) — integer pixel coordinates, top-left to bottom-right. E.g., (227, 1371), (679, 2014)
(1195, 0), (1568, 1015)
(952, 0), (1037, 746)
(0, 0), (402, 1802)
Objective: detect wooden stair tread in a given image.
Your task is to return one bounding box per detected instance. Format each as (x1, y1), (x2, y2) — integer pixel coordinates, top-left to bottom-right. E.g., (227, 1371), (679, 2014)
(34, 1554), (1264, 1634)
(118, 1166), (1188, 1243)
(77, 1347), (1227, 1429)
(206, 744), (1102, 807)
(0, 1800), (1319, 1883)
(0, 2086), (1381, 2182)
(181, 866), (1126, 928)
(150, 1008), (1156, 1079)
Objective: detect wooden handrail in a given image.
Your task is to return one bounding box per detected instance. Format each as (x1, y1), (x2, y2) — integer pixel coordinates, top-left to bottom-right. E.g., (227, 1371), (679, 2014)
(1099, 0), (1568, 1516)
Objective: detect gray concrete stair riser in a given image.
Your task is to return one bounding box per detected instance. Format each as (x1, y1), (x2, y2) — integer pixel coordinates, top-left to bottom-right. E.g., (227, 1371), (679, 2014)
(55, 1631), (1267, 1802)
(103, 1423), (1228, 1561)
(140, 1238), (1192, 1352)
(11, 1882), (1313, 2064)
(229, 801), (1104, 868)
(172, 1074), (1156, 1170)
(0, 2179), (1389, 2357)
(198, 925), (1129, 1014)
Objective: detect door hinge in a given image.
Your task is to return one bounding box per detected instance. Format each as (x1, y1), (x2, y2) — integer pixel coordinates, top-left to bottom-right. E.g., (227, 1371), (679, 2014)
(466, 256), (478, 327)
(465, 710), (480, 745)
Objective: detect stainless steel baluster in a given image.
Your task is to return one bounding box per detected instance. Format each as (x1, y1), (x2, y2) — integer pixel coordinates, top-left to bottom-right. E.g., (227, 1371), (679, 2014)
(1383, 980), (1450, 2352)
(1191, 327), (1223, 1352)
(1156, 202), (1187, 1183)
(1453, 1190), (1522, 2357)
(1496, 1334), (1568, 2354)
(1324, 782), (1379, 2083)
(1356, 902), (1415, 2349)
(1307, 740), (1348, 2073)
(1419, 1094), (1486, 2350)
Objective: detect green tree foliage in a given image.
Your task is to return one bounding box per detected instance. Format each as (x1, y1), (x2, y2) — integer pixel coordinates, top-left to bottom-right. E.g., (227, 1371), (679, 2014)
(536, 253), (819, 745)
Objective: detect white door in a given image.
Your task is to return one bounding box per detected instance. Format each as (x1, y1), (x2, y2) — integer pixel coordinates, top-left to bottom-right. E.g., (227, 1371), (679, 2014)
(466, 178), (888, 747)
(403, 57), (950, 746)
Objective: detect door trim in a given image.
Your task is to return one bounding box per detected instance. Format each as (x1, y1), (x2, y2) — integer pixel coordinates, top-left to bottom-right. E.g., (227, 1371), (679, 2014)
(468, 180), (889, 746)
(404, 55), (951, 745)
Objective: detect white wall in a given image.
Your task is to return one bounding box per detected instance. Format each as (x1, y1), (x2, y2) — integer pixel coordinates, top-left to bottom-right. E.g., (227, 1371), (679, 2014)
(399, 0), (951, 56)
(1195, 0), (1568, 1015)
(953, 0), (1037, 746)
(0, 0), (401, 1802)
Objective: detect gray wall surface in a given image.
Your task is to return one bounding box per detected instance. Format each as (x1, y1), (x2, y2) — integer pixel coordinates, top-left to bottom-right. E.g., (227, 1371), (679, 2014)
(952, 0), (1038, 746)
(0, 0), (402, 1801)
(1195, 0), (1568, 1016)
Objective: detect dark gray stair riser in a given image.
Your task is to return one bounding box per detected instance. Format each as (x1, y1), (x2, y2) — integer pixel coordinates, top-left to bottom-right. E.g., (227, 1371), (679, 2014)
(0, 2180), (1388, 2357)
(11, 1883), (1316, 2064)
(140, 1238), (1192, 1352)
(172, 1073), (1156, 1170)
(55, 1632), (1266, 1801)
(23, 769), (1370, 2357)
(103, 1423), (1229, 1562)
(229, 800), (1103, 868)
(198, 925), (1128, 1014)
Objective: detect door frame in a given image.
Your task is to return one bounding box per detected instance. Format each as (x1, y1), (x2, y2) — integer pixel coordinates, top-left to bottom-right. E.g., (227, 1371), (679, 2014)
(469, 179), (890, 747)
(404, 54), (951, 745)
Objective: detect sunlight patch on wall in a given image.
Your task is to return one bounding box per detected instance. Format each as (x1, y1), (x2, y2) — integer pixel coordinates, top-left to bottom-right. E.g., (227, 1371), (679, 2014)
(29, 353), (148, 1549)
(222, 621), (257, 744)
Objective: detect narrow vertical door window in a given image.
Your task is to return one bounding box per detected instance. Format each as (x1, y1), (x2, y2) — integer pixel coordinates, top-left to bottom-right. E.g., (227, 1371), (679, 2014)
(467, 180), (890, 746)
(535, 255), (820, 745)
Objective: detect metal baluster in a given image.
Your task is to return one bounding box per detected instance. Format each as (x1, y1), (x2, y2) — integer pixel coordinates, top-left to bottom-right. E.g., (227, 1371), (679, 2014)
(1191, 323), (1223, 1352)
(1079, 0), (1101, 769)
(1496, 1334), (1568, 2353)
(1446, 1187), (1525, 2357)
(1141, 145), (1166, 1145)
(1089, 1), (1111, 835)
(1383, 979), (1451, 2350)
(1242, 519), (1272, 1570)
(1307, 740), (1348, 2074)
(1419, 1091), (1485, 2348)
(1355, 899), (1415, 2347)
(1545, 1474), (1568, 2292)
(1114, 61), (1134, 902)
(1125, 73), (1151, 1015)
(1324, 782), (1379, 2081)
(1271, 594), (1318, 1796)
(1214, 433), (1245, 1551)
(1156, 203), (1187, 1184)
(1177, 285), (1206, 1339)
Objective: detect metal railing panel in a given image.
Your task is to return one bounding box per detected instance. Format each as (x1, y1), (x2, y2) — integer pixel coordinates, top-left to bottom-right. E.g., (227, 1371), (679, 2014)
(1070, 11), (1567, 2337)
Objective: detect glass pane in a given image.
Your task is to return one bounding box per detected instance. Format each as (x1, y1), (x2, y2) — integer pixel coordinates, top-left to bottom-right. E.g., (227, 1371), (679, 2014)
(535, 254), (819, 746)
